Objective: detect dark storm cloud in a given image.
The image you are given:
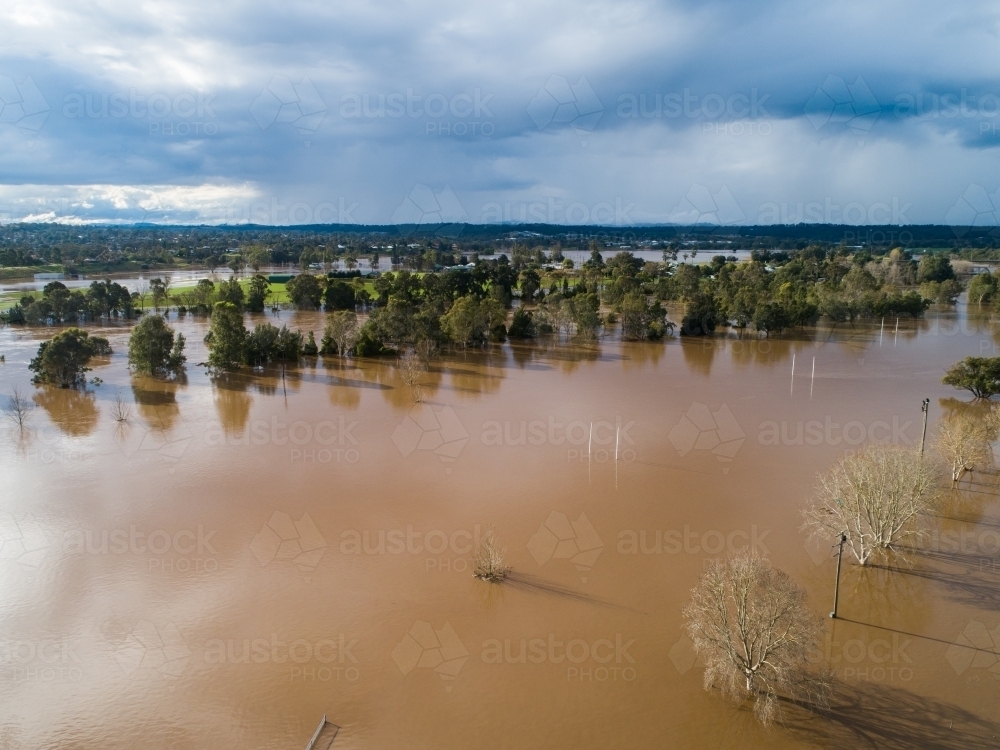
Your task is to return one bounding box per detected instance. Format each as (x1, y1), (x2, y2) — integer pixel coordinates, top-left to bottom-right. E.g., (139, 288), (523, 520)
(1, 0), (999, 224)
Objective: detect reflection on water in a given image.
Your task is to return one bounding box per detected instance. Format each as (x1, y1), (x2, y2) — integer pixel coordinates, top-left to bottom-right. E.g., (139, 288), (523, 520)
(440, 352), (505, 397)
(211, 372), (253, 434)
(620, 339), (667, 370)
(31, 386), (99, 436)
(2, 306), (1000, 749)
(681, 337), (716, 376)
(131, 375), (185, 433)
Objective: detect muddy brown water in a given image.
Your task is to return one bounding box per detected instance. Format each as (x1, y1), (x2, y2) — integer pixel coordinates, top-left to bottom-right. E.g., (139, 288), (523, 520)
(1, 306), (1000, 749)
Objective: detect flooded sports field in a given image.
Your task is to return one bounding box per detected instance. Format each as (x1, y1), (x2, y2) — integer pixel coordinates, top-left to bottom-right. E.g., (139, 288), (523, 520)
(2, 307), (999, 749)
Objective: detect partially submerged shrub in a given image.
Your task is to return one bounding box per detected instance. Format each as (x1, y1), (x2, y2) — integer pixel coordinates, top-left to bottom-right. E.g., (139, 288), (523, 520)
(472, 530), (510, 583)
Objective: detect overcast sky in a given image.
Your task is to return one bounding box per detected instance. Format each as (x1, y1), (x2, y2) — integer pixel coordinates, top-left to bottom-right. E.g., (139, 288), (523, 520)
(1, 0), (999, 227)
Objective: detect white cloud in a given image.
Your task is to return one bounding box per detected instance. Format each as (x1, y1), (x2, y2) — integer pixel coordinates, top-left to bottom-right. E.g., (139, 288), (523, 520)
(0, 0), (999, 222)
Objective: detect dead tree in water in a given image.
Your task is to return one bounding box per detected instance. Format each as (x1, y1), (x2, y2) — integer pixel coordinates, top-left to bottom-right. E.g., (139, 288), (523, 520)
(683, 551), (828, 725)
(803, 445), (938, 565)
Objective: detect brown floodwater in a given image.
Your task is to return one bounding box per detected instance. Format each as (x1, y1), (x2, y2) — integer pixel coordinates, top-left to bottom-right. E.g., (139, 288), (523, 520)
(1, 306), (1000, 749)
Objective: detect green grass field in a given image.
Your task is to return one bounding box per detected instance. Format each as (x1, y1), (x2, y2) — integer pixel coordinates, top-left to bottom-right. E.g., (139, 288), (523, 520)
(1, 275), (379, 311)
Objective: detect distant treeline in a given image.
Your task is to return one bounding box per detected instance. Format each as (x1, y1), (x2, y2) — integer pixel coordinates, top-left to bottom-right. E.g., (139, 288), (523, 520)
(0, 223), (996, 274)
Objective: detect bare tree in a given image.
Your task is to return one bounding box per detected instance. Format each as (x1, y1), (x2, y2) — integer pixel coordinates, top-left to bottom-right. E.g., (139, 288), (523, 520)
(3, 386), (33, 431)
(934, 408), (996, 482)
(321, 311), (359, 357)
(472, 529), (510, 583)
(398, 350), (424, 403)
(683, 551), (828, 726)
(415, 337), (439, 366)
(136, 281), (149, 311)
(110, 388), (133, 423)
(803, 445), (938, 565)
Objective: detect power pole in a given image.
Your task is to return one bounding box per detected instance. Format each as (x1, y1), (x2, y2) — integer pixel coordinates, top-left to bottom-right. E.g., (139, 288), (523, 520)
(830, 532), (847, 619)
(920, 398), (930, 455)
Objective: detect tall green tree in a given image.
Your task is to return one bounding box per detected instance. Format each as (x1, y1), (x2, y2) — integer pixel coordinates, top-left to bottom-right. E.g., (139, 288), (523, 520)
(29, 328), (111, 387)
(246, 274), (270, 313)
(128, 315), (186, 376)
(217, 278), (245, 310)
(968, 272), (998, 306)
(149, 278), (170, 309)
(943, 357), (1000, 399)
(246, 323), (303, 364)
(286, 273), (324, 309)
(324, 280), (356, 310)
(205, 302), (247, 370)
(917, 253), (956, 283)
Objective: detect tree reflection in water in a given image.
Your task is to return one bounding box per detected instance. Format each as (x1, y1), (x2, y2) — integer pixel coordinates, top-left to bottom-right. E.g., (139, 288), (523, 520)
(32, 386), (99, 437)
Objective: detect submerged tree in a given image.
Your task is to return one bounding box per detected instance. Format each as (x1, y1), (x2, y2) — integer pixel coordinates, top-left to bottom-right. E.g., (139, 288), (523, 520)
(28, 328), (111, 387)
(245, 323), (303, 364)
(935, 407), (997, 482)
(398, 349), (424, 403)
(943, 357), (1000, 399)
(3, 386), (34, 431)
(246, 274), (271, 313)
(320, 311), (360, 357)
(205, 302), (247, 371)
(802, 445), (938, 565)
(128, 314), (186, 377)
(683, 551), (827, 725)
(472, 530), (510, 583)
(286, 273), (324, 310)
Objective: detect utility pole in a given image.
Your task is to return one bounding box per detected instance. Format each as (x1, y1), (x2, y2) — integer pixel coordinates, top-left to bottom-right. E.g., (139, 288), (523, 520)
(920, 398), (930, 455)
(830, 532), (847, 619)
